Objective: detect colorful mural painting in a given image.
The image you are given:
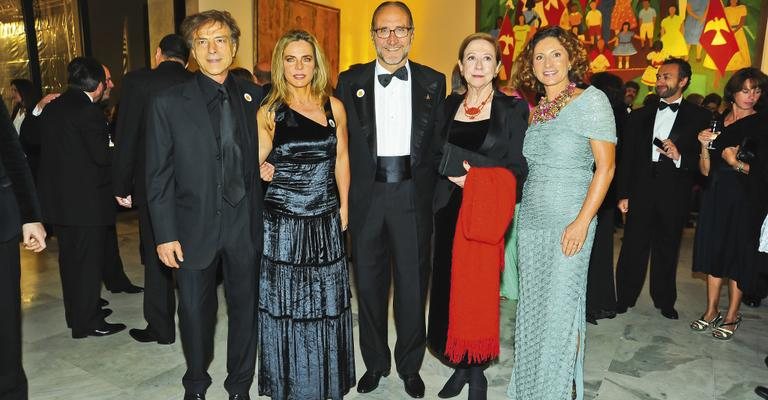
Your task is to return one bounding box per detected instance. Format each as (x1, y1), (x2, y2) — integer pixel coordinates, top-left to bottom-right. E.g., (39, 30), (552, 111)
(477, 0), (766, 105)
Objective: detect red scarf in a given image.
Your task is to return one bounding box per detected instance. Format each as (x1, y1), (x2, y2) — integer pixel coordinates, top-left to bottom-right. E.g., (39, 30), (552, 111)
(445, 167), (517, 364)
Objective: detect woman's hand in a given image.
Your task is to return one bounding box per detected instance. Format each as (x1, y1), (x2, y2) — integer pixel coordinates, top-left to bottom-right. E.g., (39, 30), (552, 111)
(561, 219), (589, 257)
(721, 146), (739, 166)
(340, 206), (349, 231)
(447, 161), (471, 188)
(260, 162), (275, 182)
(697, 129), (714, 147)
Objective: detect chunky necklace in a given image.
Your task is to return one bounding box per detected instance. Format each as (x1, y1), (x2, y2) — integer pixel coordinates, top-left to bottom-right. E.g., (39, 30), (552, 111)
(462, 89), (493, 119)
(531, 82), (576, 125)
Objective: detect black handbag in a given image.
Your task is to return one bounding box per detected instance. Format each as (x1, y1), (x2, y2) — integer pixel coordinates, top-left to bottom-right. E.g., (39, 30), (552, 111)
(736, 136), (757, 163)
(438, 142), (498, 176)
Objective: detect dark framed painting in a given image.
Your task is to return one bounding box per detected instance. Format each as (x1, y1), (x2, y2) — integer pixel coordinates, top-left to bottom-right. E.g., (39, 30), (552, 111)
(476, 0), (768, 102)
(254, 0), (340, 85)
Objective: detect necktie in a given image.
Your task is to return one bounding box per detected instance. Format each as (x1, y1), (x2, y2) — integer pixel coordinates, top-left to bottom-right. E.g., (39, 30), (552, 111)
(218, 86), (245, 206)
(658, 102), (679, 112)
(377, 66), (409, 87)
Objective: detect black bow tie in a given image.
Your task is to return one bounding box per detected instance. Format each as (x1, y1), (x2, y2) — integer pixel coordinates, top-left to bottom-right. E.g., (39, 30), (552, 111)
(658, 102), (679, 112)
(377, 66), (409, 87)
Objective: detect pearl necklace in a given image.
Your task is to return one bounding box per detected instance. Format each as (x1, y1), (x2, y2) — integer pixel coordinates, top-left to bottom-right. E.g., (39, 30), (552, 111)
(531, 82), (576, 125)
(462, 90), (493, 119)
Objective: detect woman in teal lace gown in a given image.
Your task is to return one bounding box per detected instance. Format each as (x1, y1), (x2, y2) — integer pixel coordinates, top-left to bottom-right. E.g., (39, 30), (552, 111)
(256, 30), (354, 399)
(507, 27), (616, 400)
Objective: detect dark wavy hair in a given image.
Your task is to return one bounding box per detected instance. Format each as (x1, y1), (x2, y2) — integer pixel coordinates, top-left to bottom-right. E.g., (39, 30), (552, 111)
(10, 78), (40, 112)
(512, 26), (589, 93)
(723, 67), (768, 110)
(180, 10), (241, 48)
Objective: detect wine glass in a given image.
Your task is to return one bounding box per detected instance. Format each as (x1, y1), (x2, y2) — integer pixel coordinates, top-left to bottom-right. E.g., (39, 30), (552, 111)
(706, 119), (720, 150)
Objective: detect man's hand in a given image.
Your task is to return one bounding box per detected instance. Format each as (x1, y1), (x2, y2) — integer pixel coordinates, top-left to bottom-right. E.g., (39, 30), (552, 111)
(21, 222), (47, 253)
(115, 195), (132, 208)
(157, 241), (184, 268)
(656, 139), (680, 161)
(617, 198), (629, 214)
(260, 162), (275, 182)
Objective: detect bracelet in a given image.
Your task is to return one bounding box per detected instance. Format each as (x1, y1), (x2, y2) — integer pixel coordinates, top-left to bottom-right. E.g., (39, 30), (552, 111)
(736, 161), (744, 173)
(700, 153), (709, 160)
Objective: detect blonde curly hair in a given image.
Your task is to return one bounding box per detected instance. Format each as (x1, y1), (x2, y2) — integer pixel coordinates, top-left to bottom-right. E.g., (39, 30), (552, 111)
(511, 26), (589, 93)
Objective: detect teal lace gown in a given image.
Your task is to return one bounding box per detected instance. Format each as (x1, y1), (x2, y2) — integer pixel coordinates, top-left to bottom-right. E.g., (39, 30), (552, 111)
(507, 86), (615, 400)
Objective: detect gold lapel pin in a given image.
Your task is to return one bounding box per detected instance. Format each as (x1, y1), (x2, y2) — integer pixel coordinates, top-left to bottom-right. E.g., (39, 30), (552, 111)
(356, 89), (365, 98)
(244, 93), (252, 102)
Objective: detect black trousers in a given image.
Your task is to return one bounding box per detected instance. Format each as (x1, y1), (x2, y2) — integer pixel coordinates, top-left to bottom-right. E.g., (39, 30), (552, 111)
(138, 206), (175, 341)
(616, 165), (689, 310)
(102, 225), (134, 291)
(175, 200), (258, 395)
(352, 181), (430, 376)
(56, 225), (108, 335)
(586, 206), (616, 313)
(0, 236), (27, 400)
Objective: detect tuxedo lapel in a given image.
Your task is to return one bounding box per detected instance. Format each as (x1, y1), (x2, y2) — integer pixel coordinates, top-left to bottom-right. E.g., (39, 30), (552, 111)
(180, 80), (217, 149)
(667, 100), (689, 143)
(410, 63), (439, 166)
(478, 93), (504, 155)
(350, 63), (377, 163)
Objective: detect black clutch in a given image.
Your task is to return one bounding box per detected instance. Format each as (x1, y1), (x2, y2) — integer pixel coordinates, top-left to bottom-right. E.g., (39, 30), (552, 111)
(736, 136), (757, 163)
(438, 142), (498, 176)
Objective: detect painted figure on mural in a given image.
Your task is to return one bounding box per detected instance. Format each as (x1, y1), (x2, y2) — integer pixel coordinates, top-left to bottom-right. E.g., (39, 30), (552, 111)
(637, 0), (657, 49)
(660, 5), (689, 59)
(610, 22), (640, 69)
(684, 0), (708, 61)
(641, 40), (668, 88)
(610, 0), (637, 35)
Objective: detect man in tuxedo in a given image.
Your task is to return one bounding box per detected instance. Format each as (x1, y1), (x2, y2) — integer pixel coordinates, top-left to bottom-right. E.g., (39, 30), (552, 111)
(615, 58), (710, 319)
(113, 33), (192, 345)
(37, 56), (126, 338)
(335, 2), (445, 398)
(145, 11), (263, 400)
(0, 101), (47, 400)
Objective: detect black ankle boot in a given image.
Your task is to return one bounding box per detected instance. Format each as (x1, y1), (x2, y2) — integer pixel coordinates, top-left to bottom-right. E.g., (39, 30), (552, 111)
(438, 368), (469, 398)
(467, 367), (487, 400)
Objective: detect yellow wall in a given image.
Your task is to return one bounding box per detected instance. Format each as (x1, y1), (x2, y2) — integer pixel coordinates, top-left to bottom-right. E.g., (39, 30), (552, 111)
(190, 0), (475, 89)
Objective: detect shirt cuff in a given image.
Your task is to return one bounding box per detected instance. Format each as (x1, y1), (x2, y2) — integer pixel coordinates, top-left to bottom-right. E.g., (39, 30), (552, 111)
(674, 156), (681, 168)
(32, 105), (42, 116)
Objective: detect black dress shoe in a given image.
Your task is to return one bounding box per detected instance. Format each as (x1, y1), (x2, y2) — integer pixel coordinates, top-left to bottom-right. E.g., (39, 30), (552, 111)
(402, 374), (425, 398)
(229, 394), (249, 400)
(99, 298), (109, 307)
(357, 369), (390, 393)
(109, 284), (144, 294)
(661, 307), (679, 320)
(72, 322), (126, 338)
(756, 386), (768, 400)
(129, 327), (174, 344)
(586, 312), (598, 325)
(183, 393), (205, 400)
(438, 368), (469, 398)
(102, 308), (113, 318)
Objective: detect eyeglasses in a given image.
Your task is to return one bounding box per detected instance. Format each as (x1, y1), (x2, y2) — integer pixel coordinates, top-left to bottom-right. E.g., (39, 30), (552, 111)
(372, 26), (412, 39)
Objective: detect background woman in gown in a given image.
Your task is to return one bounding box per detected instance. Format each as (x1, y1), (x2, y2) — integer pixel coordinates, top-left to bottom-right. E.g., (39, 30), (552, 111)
(427, 32), (528, 400)
(690, 67), (768, 340)
(256, 29), (355, 399)
(506, 26), (616, 400)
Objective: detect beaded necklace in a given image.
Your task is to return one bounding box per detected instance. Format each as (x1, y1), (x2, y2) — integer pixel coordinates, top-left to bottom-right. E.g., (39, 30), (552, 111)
(462, 89), (494, 120)
(531, 82), (576, 125)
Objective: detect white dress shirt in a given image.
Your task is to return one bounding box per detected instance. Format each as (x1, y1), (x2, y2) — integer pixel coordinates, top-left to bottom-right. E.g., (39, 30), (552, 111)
(651, 96), (682, 168)
(12, 110), (24, 135)
(374, 60), (412, 157)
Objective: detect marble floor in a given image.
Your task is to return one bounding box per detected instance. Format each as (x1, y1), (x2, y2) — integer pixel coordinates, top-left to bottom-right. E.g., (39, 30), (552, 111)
(18, 212), (768, 400)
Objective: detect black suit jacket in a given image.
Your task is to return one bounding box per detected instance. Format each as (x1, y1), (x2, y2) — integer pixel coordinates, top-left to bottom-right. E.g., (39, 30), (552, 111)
(145, 74), (264, 270)
(0, 102), (42, 241)
(37, 89), (115, 226)
(432, 92), (529, 211)
(617, 99), (710, 205)
(113, 61), (192, 206)
(336, 61), (446, 238)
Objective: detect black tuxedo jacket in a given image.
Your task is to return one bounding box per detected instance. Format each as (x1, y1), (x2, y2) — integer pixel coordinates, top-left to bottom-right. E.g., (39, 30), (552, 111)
(37, 89), (115, 226)
(432, 92), (529, 211)
(145, 74), (264, 270)
(336, 61), (446, 237)
(0, 102), (41, 242)
(113, 61), (192, 206)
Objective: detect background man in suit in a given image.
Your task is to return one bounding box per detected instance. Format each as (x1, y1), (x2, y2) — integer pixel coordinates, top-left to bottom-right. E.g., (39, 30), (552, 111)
(335, 2), (445, 398)
(615, 58), (710, 320)
(113, 33), (192, 345)
(0, 101), (47, 400)
(38, 56), (127, 338)
(145, 11), (264, 400)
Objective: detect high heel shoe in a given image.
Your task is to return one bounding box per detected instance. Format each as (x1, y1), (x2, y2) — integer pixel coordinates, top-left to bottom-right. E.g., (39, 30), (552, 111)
(712, 313), (742, 340)
(468, 367), (487, 400)
(690, 312), (722, 331)
(437, 368), (469, 398)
